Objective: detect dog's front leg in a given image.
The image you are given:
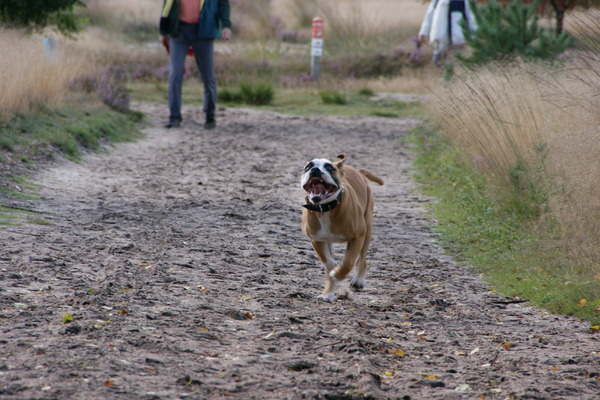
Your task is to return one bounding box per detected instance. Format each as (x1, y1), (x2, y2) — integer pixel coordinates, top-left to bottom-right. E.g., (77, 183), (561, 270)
(311, 240), (337, 302)
(330, 236), (365, 283)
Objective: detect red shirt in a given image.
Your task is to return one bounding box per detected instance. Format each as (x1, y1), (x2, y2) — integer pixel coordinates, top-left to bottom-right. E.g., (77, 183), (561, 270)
(179, 0), (202, 24)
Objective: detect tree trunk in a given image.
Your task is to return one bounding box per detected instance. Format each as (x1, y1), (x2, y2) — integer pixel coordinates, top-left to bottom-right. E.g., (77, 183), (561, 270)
(548, 0), (565, 34)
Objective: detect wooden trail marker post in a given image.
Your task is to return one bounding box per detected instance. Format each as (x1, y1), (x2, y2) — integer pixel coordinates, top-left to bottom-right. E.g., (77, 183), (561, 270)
(311, 17), (324, 81)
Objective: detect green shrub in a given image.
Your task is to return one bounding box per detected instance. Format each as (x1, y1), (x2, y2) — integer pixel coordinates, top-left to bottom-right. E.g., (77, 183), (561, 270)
(218, 82), (274, 105)
(239, 82), (275, 105)
(370, 110), (398, 118)
(460, 0), (574, 65)
(218, 88), (243, 103)
(320, 91), (347, 105)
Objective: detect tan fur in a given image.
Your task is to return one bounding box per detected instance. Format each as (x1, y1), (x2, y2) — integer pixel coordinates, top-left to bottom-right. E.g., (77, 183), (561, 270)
(301, 155), (383, 302)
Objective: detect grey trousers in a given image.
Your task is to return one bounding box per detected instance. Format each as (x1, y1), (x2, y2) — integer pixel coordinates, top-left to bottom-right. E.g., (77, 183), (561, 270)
(168, 23), (216, 123)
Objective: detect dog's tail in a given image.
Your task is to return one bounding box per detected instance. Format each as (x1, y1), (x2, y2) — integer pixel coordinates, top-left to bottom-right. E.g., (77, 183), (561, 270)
(359, 169), (384, 185)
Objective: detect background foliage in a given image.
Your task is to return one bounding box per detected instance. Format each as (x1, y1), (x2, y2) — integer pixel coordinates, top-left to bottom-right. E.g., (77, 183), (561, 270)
(0, 0), (86, 37)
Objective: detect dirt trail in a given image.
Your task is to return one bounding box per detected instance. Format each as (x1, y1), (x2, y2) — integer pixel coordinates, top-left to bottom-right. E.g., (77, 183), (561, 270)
(1, 103), (598, 400)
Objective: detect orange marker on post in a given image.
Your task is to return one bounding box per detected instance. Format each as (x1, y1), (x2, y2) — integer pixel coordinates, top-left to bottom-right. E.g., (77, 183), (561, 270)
(311, 17), (324, 81)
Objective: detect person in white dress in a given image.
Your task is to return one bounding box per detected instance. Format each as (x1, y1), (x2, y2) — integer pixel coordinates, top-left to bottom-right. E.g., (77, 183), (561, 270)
(418, 0), (477, 65)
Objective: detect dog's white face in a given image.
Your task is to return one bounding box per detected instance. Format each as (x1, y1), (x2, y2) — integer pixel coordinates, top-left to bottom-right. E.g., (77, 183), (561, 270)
(301, 158), (343, 205)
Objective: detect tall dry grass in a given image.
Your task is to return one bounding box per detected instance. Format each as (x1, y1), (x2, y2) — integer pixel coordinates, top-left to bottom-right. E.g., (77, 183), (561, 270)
(273, 0), (427, 33)
(427, 23), (600, 274)
(0, 30), (89, 121)
(83, 0), (159, 28)
(315, 0), (426, 56)
(428, 61), (550, 175)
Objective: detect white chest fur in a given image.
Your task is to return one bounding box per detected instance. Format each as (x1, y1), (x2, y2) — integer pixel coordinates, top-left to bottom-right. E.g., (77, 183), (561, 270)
(308, 213), (347, 243)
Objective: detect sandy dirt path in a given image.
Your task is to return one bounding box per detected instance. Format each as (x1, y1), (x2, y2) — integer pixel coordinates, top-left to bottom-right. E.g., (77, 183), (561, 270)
(1, 103), (598, 399)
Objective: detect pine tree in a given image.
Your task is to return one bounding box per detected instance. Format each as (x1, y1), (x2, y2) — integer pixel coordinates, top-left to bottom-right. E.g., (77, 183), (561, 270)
(458, 0), (573, 65)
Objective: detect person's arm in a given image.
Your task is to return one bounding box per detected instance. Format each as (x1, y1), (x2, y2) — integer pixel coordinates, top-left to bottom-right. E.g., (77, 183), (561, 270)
(218, 0), (232, 40)
(418, 0), (437, 43)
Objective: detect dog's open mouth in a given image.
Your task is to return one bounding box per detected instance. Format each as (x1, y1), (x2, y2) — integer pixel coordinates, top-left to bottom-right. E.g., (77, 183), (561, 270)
(303, 177), (338, 204)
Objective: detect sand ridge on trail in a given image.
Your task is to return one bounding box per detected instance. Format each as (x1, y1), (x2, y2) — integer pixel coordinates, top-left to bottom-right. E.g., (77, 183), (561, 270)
(1, 103), (598, 400)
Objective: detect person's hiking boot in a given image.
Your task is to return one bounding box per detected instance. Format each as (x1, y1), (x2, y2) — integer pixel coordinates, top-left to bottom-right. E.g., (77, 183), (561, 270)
(164, 120), (181, 129)
(204, 115), (216, 130)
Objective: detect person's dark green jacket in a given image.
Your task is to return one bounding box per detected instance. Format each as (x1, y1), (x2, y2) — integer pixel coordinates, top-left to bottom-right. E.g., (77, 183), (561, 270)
(159, 0), (231, 39)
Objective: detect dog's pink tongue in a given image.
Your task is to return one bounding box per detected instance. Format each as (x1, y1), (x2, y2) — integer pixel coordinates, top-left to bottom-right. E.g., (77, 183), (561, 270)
(314, 183), (326, 194)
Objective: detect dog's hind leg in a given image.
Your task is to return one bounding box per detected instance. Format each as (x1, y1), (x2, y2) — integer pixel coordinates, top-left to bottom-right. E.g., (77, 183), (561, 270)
(311, 241), (337, 302)
(352, 198), (375, 290)
(351, 230), (371, 290)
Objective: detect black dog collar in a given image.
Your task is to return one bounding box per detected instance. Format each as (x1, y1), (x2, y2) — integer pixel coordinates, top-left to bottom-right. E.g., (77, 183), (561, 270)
(303, 188), (344, 213)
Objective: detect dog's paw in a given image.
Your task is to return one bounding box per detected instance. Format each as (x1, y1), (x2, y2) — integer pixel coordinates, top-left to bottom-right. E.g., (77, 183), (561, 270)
(318, 293), (336, 303)
(350, 276), (365, 290)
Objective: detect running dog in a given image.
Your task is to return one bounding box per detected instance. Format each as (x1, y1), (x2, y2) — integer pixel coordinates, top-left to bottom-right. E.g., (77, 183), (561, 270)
(300, 155), (383, 302)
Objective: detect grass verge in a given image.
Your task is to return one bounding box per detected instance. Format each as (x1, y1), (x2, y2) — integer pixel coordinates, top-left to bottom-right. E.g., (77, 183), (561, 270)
(129, 81), (425, 119)
(1, 100), (143, 162)
(0, 206), (52, 227)
(0, 99), (144, 227)
(410, 124), (600, 327)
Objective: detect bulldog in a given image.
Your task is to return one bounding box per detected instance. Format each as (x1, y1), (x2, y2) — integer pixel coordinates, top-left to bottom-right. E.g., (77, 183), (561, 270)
(300, 155), (383, 302)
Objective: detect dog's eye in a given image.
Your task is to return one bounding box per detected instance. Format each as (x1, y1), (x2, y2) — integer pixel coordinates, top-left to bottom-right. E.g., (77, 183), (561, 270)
(304, 162), (314, 171)
(325, 164), (334, 172)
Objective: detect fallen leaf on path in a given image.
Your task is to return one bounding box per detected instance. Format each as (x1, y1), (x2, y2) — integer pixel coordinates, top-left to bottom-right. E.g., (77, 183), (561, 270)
(62, 313), (73, 324)
(388, 348), (405, 356)
(103, 379), (114, 387)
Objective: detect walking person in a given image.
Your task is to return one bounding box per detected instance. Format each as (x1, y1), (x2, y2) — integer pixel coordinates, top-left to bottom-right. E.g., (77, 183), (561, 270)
(159, 0), (232, 129)
(417, 0), (476, 66)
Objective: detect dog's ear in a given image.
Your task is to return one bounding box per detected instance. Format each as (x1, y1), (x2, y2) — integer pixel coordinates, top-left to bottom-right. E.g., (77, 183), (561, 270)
(335, 154), (346, 173)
